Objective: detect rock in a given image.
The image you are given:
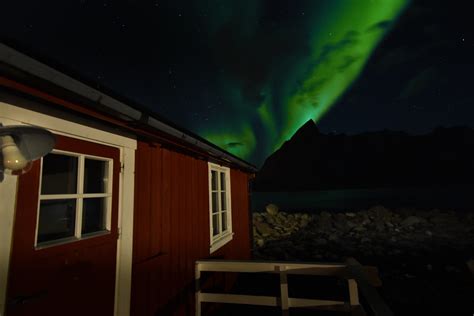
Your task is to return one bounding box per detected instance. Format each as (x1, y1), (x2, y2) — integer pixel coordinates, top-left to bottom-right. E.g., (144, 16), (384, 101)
(345, 212), (356, 217)
(255, 222), (273, 237)
(315, 238), (328, 246)
(316, 216), (333, 231)
(353, 226), (366, 233)
(401, 216), (424, 227)
(361, 237), (371, 243)
(300, 218), (310, 227)
(320, 211), (332, 219)
(266, 203), (279, 216)
(425, 230), (433, 236)
(375, 222), (385, 232)
(255, 238), (265, 247)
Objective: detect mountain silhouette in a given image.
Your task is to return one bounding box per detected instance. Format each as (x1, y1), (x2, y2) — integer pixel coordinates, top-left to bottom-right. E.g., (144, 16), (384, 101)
(254, 121), (474, 191)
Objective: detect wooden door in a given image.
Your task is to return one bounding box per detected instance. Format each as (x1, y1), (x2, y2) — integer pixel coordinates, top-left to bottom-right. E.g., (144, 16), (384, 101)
(6, 135), (120, 316)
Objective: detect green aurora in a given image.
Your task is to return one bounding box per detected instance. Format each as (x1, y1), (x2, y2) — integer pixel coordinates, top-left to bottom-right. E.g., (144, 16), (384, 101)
(199, 0), (410, 165)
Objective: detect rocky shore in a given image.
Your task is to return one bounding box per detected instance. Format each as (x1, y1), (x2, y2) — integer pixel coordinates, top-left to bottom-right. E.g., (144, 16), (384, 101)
(252, 204), (474, 314)
(253, 204), (474, 261)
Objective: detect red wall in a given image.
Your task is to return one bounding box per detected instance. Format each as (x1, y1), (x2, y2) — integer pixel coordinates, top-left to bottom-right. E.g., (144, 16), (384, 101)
(131, 141), (251, 315)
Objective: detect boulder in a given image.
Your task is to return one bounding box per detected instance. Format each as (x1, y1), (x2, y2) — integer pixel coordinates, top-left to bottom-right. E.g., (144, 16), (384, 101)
(255, 222), (273, 237)
(266, 203), (279, 215)
(401, 216), (425, 227)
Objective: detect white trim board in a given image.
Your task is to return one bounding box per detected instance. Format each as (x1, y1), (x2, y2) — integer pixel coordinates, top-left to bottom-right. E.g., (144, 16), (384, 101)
(0, 102), (137, 316)
(0, 101), (137, 150)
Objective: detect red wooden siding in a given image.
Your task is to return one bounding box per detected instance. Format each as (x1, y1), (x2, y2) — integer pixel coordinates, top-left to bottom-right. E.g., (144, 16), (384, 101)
(131, 141), (251, 316)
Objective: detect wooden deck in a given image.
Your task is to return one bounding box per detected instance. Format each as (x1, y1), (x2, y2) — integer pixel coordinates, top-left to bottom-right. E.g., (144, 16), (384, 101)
(195, 258), (393, 316)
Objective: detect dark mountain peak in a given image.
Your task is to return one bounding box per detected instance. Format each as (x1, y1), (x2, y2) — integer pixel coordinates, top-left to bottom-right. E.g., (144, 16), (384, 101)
(254, 125), (474, 192)
(290, 119), (320, 142)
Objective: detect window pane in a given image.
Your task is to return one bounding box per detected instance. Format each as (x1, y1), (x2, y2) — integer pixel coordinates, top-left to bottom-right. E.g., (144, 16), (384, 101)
(84, 159), (108, 193)
(220, 192), (227, 211)
(211, 170), (217, 190)
(212, 214), (219, 236)
(220, 172), (226, 190)
(82, 198), (107, 234)
(221, 211), (227, 232)
(37, 199), (76, 244)
(41, 154), (78, 195)
(212, 192), (218, 213)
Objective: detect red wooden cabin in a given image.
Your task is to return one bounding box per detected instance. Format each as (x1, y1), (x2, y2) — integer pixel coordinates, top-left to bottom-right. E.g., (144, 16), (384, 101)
(0, 43), (256, 316)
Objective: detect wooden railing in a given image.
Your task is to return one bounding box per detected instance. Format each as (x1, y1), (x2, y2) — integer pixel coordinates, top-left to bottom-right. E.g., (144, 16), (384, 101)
(195, 258), (393, 316)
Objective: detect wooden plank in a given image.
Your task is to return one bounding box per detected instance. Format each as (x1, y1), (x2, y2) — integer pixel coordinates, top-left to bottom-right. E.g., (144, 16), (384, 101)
(150, 144), (162, 256)
(346, 258), (393, 316)
(348, 279), (359, 306)
(161, 148), (171, 254)
(199, 293), (279, 307)
(161, 148), (172, 307)
(198, 159), (207, 256)
(195, 265), (202, 316)
(133, 141), (151, 263)
(170, 151), (180, 299)
(196, 261), (346, 274)
(288, 298), (346, 308)
(278, 266), (289, 310)
(176, 152), (185, 291)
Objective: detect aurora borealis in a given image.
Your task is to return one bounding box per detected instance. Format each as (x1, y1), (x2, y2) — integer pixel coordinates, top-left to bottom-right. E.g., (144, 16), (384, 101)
(2, 0), (474, 166)
(199, 0), (410, 161)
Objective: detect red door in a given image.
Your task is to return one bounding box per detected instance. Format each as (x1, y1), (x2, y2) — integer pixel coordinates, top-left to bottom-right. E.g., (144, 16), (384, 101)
(6, 135), (120, 316)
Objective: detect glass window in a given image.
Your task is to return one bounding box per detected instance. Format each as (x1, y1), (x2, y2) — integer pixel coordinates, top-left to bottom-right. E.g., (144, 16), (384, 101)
(221, 211), (227, 231)
(212, 214), (219, 236)
(209, 163), (232, 252)
(37, 151), (112, 246)
(37, 199), (76, 243)
(82, 198), (107, 234)
(41, 154), (78, 195)
(220, 192), (227, 210)
(84, 159), (108, 193)
(220, 172), (226, 190)
(212, 192), (218, 213)
(211, 170), (218, 191)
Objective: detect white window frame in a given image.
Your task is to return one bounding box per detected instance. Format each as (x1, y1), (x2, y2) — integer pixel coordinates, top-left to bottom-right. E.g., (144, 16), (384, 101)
(34, 149), (114, 248)
(208, 162), (233, 253)
(0, 102), (136, 316)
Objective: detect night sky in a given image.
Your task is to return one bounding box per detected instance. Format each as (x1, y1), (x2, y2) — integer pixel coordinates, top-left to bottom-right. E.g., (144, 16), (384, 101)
(1, 0), (473, 166)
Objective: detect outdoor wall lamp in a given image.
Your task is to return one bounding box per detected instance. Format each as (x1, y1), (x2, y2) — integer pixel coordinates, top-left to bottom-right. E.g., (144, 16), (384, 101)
(0, 123), (55, 182)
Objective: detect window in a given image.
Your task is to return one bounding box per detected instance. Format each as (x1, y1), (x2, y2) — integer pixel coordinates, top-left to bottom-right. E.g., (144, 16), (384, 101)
(35, 150), (113, 246)
(208, 162), (233, 253)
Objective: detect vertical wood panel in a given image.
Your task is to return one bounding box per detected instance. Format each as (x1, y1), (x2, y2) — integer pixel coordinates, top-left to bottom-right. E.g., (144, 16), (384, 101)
(132, 140), (253, 316)
(161, 148), (172, 306)
(133, 141), (151, 264)
(150, 146), (162, 255)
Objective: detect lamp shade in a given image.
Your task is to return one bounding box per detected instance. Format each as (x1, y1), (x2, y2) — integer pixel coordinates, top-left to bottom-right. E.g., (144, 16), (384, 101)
(0, 125), (56, 162)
